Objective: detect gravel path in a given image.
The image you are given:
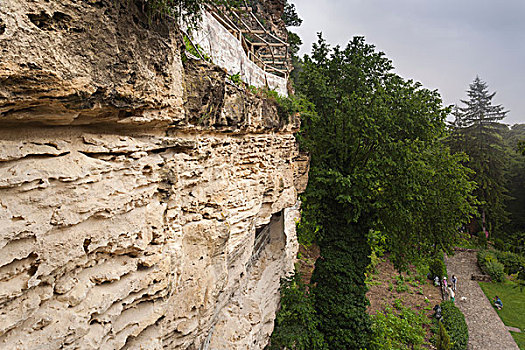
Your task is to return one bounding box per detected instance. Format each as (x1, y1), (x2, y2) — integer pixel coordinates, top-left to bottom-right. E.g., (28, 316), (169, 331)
(445, 250), (520, 350)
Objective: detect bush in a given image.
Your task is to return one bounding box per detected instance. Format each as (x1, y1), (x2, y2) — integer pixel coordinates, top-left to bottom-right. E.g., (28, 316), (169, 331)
(493, 238), (507, 251)
(477, 249), (495, 265)
(430, 255), (447, 279)
(493, 250), (525, 275)
(484, 260), (505, 282)
(436, 322), (452, 350)
(367, 250), (381, 276)
(477, 250), (506, 282)
(369, 306), (428, 350)
(440, 301), (468, 350)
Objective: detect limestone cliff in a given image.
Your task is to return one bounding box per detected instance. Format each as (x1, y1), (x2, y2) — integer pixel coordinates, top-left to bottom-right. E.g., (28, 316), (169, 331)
(0, 0), (307, 349)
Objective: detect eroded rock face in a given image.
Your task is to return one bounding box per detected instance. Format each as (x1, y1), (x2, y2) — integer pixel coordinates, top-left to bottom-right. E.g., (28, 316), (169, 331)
(0, 1), (306, 349)
(0, 0), (184, 127)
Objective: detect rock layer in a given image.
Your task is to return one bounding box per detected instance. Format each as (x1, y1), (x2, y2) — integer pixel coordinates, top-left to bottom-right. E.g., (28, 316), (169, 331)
(0, 1), (305, 349)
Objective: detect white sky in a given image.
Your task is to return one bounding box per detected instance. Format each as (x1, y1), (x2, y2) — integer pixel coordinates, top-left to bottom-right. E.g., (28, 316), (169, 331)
(290, 0), (525, 125)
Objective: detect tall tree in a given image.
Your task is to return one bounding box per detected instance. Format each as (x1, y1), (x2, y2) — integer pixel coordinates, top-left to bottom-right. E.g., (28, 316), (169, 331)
(503, 124), (525, 236)
(282, 0), (303, 83)
(451, 76), (509, 236)
(296, 35), (475, 349)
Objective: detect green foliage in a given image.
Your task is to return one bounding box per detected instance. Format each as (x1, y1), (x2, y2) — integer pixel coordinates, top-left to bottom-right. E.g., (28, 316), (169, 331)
(393, 298), (403, 310)
(440, 301), (469, 350)
(297, 34), (474, 264)
(369, 306), (429, 350)
(282, 1), (302, 27)
(366, 230), (387, 277)
(368, 230), (387, 258)
(366, 251), (381, 277)
(287, 31), (302, 57)
(493, 250), (525, 275)
(436, 321), (452, 350)
(430, 254), (448, 279)
(414, 262), (430, 282)
(268, 272), (326, 350)
(311, 223), (372, 349)
(396, 283), (409, 293)
(449, 76), (509, 237)
(145, 0), (207, 28)
(395, 275), (409, 293)
(183, 34), (211, 61)
(493, 238), (507, 251)
(275, 93), (316, 124)
(256, 89), (317, 126)
(504, 125), (525, 237)
(477, 250), (506, 282)
(518, 139), (525, 155)
(230, 72), (242, 86)
(476, 231), (487, 248)
(292, 34), (475, 349)
(282, 1), (303, 59)
(484, 260), (505, 282)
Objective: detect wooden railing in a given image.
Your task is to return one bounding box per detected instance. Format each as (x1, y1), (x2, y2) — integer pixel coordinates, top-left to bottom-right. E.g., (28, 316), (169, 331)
(205, 2), (290, 80)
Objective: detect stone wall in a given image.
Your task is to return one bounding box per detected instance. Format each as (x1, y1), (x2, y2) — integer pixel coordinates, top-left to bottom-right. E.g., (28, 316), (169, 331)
(190, 11), (288, 96)
(0, 1), (306, 349)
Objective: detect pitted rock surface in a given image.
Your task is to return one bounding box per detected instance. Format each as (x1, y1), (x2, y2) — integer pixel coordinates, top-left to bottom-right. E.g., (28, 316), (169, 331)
(445, 250), (520, 350)
(0, 0), (305, 349)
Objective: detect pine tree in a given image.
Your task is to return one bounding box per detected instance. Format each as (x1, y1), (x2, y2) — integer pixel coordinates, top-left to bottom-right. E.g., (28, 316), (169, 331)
(458, 76), (507, 126)
(452, 76), (509, 236)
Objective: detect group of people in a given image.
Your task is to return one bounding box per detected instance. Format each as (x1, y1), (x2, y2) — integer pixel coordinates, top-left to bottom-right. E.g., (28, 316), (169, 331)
(432, 274), (504, 309)
(434, 274), (458, 302)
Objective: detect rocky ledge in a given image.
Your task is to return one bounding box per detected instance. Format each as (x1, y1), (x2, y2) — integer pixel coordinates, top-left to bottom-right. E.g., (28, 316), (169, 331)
(0, 1), (307, 349)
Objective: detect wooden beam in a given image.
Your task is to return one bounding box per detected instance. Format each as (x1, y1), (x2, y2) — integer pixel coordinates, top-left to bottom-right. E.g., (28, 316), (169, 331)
(251, 42), (289, 47)
(262, 61), (287, 65)
(241, 29), (266, 34)
(259, 54), (287, 59)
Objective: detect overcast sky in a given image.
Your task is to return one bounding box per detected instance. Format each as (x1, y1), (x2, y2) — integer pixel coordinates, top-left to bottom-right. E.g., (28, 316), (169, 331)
(290, 0), (525, 125)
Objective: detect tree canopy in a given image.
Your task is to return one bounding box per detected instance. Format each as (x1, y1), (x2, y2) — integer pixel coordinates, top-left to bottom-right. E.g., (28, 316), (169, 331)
(293, 35), (475, 348)
(298, 35), (475, 269)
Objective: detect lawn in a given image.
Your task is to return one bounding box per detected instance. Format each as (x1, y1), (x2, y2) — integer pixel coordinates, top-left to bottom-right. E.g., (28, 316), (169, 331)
(479, 280), (525, 349)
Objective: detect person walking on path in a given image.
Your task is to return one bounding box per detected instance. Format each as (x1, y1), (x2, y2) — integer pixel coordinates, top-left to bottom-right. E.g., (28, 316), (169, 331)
(452, 275), (457, 292)
(442, 276), (448, 299)
(448, 286), (455, 302)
